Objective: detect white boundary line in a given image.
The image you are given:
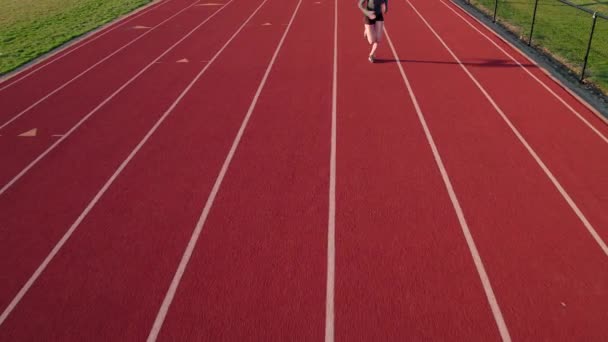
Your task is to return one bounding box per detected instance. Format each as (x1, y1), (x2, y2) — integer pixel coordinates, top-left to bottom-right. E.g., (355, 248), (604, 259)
(0, 0), (201, 131)
(0, 0), (250, 327)
(405, 0), (608, 257)
(444, 0), (608, 128)
(384, 25), (512, 342)
(0, 0), (232, 197)
(146, 0), (302, 340)
(0, 0), (171, 90)
(324, 0), (337, 339)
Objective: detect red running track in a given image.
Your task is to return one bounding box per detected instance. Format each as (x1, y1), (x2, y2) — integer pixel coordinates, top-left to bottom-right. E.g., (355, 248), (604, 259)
(1, 0), (607, 340)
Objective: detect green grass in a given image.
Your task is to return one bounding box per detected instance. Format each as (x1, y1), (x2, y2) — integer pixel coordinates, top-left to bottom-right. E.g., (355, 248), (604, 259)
(0, 0), (152, 75)
(469, 0), (608, 93)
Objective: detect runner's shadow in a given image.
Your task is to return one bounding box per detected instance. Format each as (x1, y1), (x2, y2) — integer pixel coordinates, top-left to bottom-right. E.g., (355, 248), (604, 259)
(374, 58), (534, 68)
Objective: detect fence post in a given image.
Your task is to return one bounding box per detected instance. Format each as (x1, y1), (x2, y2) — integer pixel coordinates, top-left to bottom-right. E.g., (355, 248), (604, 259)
(581, 12), (598, 82)
(493, 0), (498, 22)
(528, 0), (540, 46)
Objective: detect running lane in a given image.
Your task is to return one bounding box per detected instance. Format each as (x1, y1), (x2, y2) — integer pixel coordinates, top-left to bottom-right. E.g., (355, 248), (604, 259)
(0, 0), (277, 336)
(416, 0), (608, 252)
(0, 0), (195, 119)
(0, 0), (299, 340)
(152, 0), (329, 339)
(0, 0), (238, 187)
(389, 0), (608, 339)
(333, 1), (502, 341)
(443, 0), (608, 135)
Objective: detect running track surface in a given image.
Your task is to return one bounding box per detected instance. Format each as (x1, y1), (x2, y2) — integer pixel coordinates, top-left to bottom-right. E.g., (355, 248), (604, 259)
(1, 0), (608, 340)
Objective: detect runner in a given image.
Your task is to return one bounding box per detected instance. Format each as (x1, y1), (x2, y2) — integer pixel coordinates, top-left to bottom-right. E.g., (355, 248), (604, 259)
(359, 0), (388, 63)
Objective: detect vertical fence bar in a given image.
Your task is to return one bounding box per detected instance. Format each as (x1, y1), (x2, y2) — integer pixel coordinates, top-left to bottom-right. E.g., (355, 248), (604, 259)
(493, 0), (498, 22)
(581, 12), (598, 81)
(528, 0), (540, 45)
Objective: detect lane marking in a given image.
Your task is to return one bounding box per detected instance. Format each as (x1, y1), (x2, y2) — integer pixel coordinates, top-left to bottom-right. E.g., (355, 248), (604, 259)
(176, 58), (189, 63)
(406, 0), (608, 258)
(384, 23), (512, 342)
(132, 25), (152, 30)
(0, 0), (243, 328)
(18, 129), (37, 137)
(0, 0), (201, 132)
(0, 0), (173, 92)
(0, 0), (233, 196)
(324, 0), (337, 340)
(147, 0), (303, 340)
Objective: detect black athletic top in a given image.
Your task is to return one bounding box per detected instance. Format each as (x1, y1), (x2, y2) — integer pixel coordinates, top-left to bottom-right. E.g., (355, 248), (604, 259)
(358, 0), (388, 16)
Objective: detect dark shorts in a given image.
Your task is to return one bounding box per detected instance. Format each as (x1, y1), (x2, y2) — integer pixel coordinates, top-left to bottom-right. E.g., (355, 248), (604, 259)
(364, 12), (384, 25)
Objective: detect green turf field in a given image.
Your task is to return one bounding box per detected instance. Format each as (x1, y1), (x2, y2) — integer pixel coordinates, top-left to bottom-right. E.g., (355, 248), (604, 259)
(0, 0), (152, 75)
(469, 0), (608, 93)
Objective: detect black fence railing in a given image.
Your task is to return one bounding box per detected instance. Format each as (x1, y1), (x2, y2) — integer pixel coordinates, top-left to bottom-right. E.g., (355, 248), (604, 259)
(464, 0), (608, 84)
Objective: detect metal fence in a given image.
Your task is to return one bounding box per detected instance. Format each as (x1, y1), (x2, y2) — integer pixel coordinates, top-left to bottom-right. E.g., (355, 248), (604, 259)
(464, 0), (608, 85)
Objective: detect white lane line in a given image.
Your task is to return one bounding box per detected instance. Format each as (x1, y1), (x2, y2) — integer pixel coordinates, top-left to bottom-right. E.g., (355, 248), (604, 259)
(0, 0), (201, 131)
(324, 0), (337, 340)
(0, 0), (173, 91)
(0, 0), (233, 197)
(442, 0), (608, 131)
(384, 25), (512, 342)
(0, 0), (249, 327)
(146, 1), (303, 340)
(406, 0), (608, 255)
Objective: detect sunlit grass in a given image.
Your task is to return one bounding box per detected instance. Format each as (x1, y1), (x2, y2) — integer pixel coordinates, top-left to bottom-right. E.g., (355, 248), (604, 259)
(0, 0), (152, 75)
